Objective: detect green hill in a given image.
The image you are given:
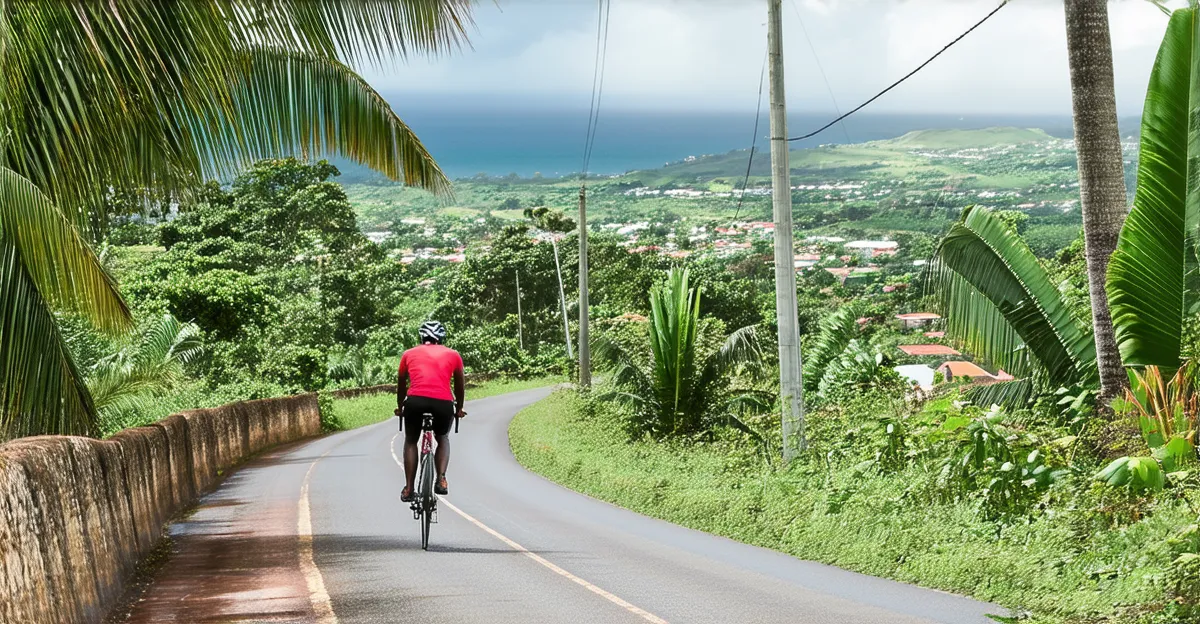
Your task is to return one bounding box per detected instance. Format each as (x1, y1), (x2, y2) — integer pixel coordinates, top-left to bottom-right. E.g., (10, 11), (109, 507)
(881, 127), (1054, 149)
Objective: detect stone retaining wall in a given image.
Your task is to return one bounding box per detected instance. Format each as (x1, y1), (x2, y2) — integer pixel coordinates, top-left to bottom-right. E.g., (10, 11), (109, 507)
(0, 393), (321, 623)
(329, 384), (397, 400)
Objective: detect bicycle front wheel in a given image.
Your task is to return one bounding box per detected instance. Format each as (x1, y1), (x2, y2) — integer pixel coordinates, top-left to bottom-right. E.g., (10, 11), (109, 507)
(419, 455), (435, 550)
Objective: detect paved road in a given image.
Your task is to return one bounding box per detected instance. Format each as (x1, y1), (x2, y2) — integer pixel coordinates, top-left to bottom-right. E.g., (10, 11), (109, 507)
(124, 387), (1005, 623)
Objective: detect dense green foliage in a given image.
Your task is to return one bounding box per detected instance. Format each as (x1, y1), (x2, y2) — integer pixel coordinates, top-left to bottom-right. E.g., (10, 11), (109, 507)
(512, 391), (1200, 624)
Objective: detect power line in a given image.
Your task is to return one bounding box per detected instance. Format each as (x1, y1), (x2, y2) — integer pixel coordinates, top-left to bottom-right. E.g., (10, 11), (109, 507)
(732, 52), (768, 222)
(788, 0), (850, 143)
(788, 0), (1009, 143)
(582, 0), (612, 177)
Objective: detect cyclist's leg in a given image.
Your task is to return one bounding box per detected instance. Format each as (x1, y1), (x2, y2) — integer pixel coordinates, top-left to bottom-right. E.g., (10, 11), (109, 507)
(431, 401), (454, 493)
(401, 408), (422, 495)
(434, 434), (449, 478)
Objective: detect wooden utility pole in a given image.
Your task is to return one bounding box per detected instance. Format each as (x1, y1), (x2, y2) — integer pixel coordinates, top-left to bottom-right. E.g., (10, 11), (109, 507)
(552, 237), (574, 359)
(578, 186), (591, 388)
(515, 270), (524, 350)
(768, 0), (804, 460)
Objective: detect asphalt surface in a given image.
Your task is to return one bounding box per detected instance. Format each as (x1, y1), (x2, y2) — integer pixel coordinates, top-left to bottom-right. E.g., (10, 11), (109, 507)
(126, 387), (1007, 623)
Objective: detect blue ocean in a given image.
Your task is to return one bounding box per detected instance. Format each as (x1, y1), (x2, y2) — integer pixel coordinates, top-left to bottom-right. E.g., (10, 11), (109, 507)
(374, 97), (1091, 180)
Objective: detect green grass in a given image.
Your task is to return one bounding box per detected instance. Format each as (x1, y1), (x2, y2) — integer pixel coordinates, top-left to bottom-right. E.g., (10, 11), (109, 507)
(331, 376), (564, 430)
(881, 127), (1054, 149)
(509, 391), (1193, 624)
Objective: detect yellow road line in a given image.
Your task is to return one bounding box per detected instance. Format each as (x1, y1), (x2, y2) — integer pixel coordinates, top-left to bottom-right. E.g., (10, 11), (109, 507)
(299, 449), (339, 624)
(388, 433), (669, 624)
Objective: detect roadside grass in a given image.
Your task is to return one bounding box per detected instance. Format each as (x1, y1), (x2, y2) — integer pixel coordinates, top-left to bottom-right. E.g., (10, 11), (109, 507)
(332, 376), (563, 431)
(509, 391), (1192, 624)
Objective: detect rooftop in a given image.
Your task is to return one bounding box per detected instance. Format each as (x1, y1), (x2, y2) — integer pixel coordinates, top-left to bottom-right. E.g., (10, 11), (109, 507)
(896, 313), (942, 321)
(898, 344), (961, 356)
(938, 361), (993, 378)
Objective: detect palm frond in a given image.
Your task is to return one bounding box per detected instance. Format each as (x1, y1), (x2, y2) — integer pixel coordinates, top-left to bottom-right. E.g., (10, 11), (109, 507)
(930, 263), (1036, 378)
(648, 268), (700, 420)
(1107, 5), (1199, 370)
(803, 305), (859, 391)
(0, 1), (471, 437)
(930, 206), (1094, 387)
(3, 1), (466, 226)
(0, 236), (95, 438)
(593, 333), (655, 400)
(697, 325), (765, 397)
(965, 378), (1037, 409)
(209, 48), (451, 195)
(242, 0), (473, 66)
(86, 313), (202, 415)
(0, 167), (131, 333)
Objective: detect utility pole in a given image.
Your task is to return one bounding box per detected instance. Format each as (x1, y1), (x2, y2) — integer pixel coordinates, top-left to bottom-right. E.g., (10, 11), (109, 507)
(552, 237), (574, 359)
(768, 0), (804, 460)
(515, 270), (524, 351)
(578, 185), (591, 388)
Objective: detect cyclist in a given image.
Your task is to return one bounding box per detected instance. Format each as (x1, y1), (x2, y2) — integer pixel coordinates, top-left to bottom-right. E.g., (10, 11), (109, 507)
(395, 321), (466, 502)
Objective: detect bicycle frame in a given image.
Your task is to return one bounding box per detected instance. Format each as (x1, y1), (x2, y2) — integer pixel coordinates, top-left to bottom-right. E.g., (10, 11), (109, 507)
(420, 427), (434, 457)
(401, 410), (459, 550)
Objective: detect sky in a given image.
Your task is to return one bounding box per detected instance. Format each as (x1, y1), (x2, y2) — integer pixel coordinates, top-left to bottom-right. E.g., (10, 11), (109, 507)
(361, 0), (1183, 116)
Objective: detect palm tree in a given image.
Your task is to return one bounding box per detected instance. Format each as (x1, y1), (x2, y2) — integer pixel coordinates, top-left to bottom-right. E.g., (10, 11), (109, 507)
(0, 2), (471, 439)
(1063, 0), (1129, 402)
(87, 314), (204, 418)
(593, 268), (767, 438)
(1107, 3), (1199, 374)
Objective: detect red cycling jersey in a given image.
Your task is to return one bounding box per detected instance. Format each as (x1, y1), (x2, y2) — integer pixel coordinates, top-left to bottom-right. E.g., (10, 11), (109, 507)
(398, 344), (464, 402)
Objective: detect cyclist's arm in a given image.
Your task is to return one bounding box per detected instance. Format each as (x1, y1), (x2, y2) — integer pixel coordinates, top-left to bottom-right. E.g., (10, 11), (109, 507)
(453, 367), (466, 417)
(396, 355), (410, 415)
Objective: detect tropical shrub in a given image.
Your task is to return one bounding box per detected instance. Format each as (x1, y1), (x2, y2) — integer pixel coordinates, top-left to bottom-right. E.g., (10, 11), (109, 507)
(815, 340), (904, 406)
(926, 404), (1065, 519)
(593, 268), (768, 438)
(87, 313), (203, 412)
(327, 348), (394, 389)
(802, 305), (860, 392)
(1096, 362), (1199, 493)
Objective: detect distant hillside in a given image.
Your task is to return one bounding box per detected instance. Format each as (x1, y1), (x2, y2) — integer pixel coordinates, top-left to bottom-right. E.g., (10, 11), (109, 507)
(880, 127), (1054, 149)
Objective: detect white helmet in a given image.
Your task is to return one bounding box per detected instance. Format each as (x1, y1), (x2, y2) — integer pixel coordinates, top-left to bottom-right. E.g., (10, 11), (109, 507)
(418, 321), (447, 344)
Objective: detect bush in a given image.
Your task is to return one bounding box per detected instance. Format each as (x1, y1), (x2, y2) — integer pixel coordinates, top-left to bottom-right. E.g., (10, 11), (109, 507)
(107, 221), (158, 246)
(318, 390), (341, 431)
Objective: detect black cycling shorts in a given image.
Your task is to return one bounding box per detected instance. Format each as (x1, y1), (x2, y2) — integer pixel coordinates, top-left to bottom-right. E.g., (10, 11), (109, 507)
(402, 395), (455, 444)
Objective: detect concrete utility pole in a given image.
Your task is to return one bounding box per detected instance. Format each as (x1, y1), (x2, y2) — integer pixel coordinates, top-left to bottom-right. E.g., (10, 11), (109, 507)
(768, 0), (804, 460)
(578, 186), (591, 388)
(552, 237), (574, 359)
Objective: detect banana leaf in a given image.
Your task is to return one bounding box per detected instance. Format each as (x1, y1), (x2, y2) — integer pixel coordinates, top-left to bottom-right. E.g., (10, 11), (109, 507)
(1108, 6), (1200, 370)
(931, 206), (1095, 388)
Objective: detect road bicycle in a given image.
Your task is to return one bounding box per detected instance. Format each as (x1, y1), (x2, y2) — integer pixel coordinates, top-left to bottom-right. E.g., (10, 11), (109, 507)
(403, 411), (459, 550)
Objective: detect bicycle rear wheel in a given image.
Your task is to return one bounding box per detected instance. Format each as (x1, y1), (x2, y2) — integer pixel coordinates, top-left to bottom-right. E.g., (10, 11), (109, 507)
(419, 455), (435, 550)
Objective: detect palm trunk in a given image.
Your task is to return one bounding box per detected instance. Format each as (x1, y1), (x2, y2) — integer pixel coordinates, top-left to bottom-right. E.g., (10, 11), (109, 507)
(1063, 0), (1128, 402)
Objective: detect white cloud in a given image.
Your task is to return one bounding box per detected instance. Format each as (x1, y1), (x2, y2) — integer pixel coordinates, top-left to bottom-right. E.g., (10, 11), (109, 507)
(361, 0), (1176, 115)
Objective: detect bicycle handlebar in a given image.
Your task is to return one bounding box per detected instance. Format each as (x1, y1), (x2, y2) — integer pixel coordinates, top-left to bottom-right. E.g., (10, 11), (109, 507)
(394, 408), (463, 434)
